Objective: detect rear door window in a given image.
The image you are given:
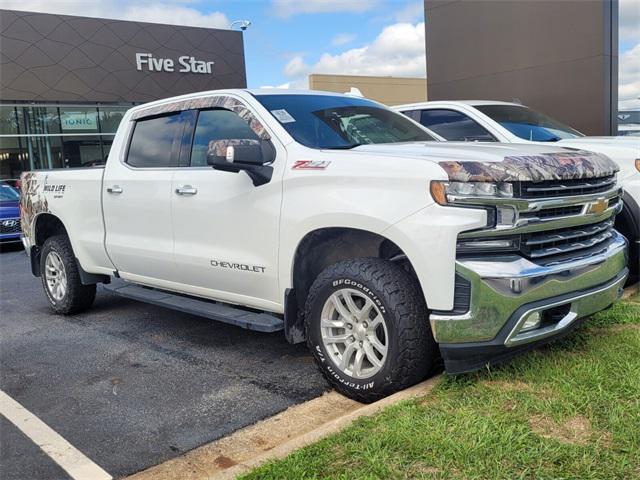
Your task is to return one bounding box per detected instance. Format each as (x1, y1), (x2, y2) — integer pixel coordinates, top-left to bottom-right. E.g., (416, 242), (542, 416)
(419, 109), (496, 142)
(127, 112), (186, 168)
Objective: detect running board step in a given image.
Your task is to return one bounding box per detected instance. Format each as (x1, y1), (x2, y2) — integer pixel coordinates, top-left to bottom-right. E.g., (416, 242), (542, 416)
(103, 282), (283, 332)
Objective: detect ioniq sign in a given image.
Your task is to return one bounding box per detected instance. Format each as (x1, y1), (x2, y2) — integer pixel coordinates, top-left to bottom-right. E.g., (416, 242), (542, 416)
(135, 53), (215, 74)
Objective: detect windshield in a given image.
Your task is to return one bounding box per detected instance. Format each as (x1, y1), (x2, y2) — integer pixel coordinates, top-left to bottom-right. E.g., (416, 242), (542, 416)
(0, 183), (20, 202)
(255, 94), (435, 149)
(476, 105), (584, 142)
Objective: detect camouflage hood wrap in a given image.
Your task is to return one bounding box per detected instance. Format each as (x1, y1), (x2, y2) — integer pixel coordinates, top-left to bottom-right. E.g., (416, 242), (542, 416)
(439, 150), (618, 183)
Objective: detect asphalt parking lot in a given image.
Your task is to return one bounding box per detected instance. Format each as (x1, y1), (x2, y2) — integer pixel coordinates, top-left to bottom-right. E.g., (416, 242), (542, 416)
(0, 245), (328, 479)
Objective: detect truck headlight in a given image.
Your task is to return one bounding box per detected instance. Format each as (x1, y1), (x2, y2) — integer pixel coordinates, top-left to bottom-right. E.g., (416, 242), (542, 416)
(430, 181), (514, 205)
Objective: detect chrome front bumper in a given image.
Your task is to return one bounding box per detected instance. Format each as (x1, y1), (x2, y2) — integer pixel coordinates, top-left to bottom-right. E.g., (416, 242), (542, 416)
(431, 231), (628, 349)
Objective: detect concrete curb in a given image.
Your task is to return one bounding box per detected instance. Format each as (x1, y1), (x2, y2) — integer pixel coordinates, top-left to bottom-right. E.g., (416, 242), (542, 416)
(210, 376), (441, 480)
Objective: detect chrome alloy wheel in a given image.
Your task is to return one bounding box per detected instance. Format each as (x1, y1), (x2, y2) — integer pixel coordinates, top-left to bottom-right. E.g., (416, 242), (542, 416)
(44, 251), (67, 301)
(320, 288), (389, 379)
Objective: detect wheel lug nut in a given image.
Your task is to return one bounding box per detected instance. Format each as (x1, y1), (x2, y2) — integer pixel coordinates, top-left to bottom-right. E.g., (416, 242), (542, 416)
(347, 324), (353, 330)
(349, 335), (355, 342)
(362, 322), (368, 328)
(359, 341), (363, 347)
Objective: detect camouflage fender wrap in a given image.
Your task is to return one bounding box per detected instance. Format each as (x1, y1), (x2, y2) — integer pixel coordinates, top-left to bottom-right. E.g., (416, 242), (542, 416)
(439, 150), (618, 182)
(20, 172), (49, 240)
(131, 95), (270, 140)
(208, 139), (260, 157)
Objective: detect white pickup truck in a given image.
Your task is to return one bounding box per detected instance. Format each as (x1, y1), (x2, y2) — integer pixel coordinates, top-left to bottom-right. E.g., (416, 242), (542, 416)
(21, 90), (629, 402)
(395, 100), (640, 284)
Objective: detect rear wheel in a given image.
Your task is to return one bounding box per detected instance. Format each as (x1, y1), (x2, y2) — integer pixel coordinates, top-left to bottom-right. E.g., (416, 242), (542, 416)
(305, 258), (437, 403)
(40, 235), (96, 314)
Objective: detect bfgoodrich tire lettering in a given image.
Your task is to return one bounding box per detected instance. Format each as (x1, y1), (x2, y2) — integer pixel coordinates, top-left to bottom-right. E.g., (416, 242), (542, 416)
(40, 235), (96, 314)
(305, 258), (437, 403)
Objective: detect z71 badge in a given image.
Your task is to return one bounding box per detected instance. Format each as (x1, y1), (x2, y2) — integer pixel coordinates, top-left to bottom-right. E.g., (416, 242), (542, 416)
(292, 160), (331, 170)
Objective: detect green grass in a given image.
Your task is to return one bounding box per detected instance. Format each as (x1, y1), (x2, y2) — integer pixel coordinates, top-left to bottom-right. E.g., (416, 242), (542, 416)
(242, 292), (640, 480)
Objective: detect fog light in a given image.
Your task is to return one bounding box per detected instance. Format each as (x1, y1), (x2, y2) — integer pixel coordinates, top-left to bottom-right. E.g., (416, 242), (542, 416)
(521, 312), (541, 332)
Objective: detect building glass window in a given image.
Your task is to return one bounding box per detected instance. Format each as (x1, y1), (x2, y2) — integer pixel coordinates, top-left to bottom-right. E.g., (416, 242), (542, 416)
(99, 107), (130, 133)
(100, 135), (116, 162)
(0, 137), (24, 181)
(21, 106), (62, 135)
(0, 103), (131, 180)
(59, 107), (99, 133)
(62, 136), (104, 167)
(0, 106), (20, 135)
(26, 135), (64, 170)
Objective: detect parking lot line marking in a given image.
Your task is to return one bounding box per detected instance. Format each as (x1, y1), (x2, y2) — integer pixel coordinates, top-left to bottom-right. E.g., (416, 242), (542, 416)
(0, 390), (112, 480)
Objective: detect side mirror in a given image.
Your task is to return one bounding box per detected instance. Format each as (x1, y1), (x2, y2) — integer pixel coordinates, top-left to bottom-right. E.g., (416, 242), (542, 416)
(207, 139), (275, 186)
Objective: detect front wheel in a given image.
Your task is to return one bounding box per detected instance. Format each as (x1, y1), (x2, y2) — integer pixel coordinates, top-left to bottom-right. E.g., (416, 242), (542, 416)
(40, 235), (96, 314)
(305, 258), (437, 403)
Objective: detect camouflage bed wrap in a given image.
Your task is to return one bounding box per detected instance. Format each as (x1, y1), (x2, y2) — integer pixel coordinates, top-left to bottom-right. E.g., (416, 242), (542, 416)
(439, 150), (618, 183)
(131, 95), (270, 140)
(20, 172), (49, 241)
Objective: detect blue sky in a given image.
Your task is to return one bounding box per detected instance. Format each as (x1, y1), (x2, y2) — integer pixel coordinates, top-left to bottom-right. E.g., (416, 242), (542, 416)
(3, 0), (639, 108)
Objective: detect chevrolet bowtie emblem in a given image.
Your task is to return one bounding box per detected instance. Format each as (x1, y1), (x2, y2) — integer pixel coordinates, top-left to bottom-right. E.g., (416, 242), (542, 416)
(587, 198), (609, 215)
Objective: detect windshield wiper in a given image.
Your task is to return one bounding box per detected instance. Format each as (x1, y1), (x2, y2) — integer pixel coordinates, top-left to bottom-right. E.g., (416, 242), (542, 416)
(536, 135), (562, 142)
(321, 143), (365, 150)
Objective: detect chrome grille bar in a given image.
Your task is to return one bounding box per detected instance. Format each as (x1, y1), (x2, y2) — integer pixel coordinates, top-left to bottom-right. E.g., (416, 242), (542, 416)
(519, 175), (616, 198)
(526, 230), (613, 258)
(524, 219), (614, 246)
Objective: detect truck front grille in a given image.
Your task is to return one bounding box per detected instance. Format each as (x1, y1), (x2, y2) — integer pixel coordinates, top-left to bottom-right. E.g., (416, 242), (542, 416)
(457, 174), (623, 264)
(517, 175), (616, 198)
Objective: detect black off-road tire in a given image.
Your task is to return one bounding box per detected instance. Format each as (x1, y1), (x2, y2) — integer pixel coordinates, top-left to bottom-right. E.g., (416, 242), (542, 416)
(40, 235), (96, 314)
(305, 258), (437, 403)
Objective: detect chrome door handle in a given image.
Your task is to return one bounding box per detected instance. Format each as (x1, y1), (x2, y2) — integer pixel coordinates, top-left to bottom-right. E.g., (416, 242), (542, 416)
(107, 185), (123, 194)
(175, 185), (197, 196)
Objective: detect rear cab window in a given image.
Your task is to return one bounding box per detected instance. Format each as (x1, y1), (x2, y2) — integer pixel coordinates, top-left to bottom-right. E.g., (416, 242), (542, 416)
(126, 112), (189, 168)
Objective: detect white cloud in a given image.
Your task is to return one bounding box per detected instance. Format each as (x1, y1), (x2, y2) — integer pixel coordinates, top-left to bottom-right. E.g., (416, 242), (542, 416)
(284, 22), (426, 83)
(619, 0), (640, 43)
(331, 33), (357, 46)
(1, 0), (230, 28)
(394, 1), (423, 23)
(283, 56), (309, 77)
(619, 42), (640, 109)
(258, 82), (292, 89)
(272, 0), (378, 18)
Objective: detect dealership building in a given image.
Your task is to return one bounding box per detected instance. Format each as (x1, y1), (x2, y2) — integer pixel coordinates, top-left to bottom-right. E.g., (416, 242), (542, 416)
(0, 9), (246, 182)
